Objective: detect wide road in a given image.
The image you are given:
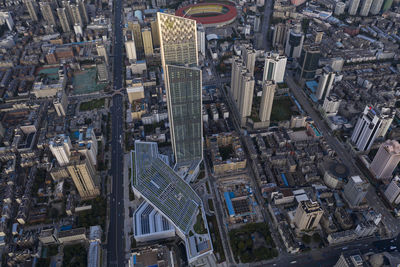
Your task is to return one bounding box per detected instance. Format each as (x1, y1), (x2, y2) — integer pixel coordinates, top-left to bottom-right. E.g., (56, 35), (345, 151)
(107, 0), (125, 266)
(261, 0), (273, 51)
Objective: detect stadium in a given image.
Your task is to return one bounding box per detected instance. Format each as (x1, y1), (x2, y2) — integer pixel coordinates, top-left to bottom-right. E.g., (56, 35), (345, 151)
(175, 2), (237, 27)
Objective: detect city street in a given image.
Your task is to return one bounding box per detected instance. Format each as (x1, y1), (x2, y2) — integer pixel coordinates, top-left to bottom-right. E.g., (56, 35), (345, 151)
(107, 0), (125, 266)
(285, 71), (400, 238)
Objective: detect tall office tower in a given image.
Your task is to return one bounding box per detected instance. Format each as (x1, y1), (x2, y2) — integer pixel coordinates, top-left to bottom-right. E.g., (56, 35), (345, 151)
(57, 7), (71, 32)
(377, 107), (394, 138)
(370, 140), (400, 179)
(343, 176), (369, 207)
(70, 3), (83, 26)
(285, 26), (304, 59)
(77, 0), (89, 25)
(125, 39), (137, 63)
(382, 0), (393, 12)
(24, 0), (39, 21)
(335, 2), (346, 15)
(298, 45), (321, 80)
(259, 81), (276, 122)
(96, 44), (108, 65)
(158, 12), (203, 167)
(141, 27), (154, 56)
(50, 134), (72, 166)
(384, 178), (400, 205)
(314, 30), (324, 44)
(230, 57), (246, 104)
(53, 90), (68, 116)
(294, 200), (324, 231)
(370, 0), (384, 14)
(197, 24), (206, 56)
(316, 66), (335, 100)
(150, 19), (160, 47)
(263, 52), (287, 83)
(351, 105), (382, 151)
(348, 0), (360, 15)
(129, 20), (144, 54)
(271, 23), (288, 49)
(241, 44), (256, 74)
(40, 2), (57, 26)
(238, 72), (255, 122)
(67, 153), (99, 199)
(334, 252), (365, 267)
(0, 12), (14, 30)
(360, 0), (373, 15)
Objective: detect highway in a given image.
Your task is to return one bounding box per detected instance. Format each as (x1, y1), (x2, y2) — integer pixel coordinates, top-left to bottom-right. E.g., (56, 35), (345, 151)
(107, 0), (125, 266)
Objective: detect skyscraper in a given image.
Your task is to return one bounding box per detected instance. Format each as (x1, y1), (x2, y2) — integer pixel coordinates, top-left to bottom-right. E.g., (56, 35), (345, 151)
(40, 2), (57, 26)
(70, 3), (83, 26)
(360, 0), (373, 16)
(67, 153), (99, 199)
(150, 19), (160, 47)
(238, 72), (255, 122)
(298, 45), (321, 80)
(351, 105), (382, 151)
(343, 176), (369, 207)
(230, 56), (245, 104)
(377, 107), (394, 138)
(294, 200), (323, 231)
(316, 66), (335, 100)
(271, 23), (288, 49)
(263, 52), (287, 83)
(50, 135), (72, 166)
(370, 0), (384, 14)
(334, 2), (346, 15)
(141, 27), (154, 56)
(259, 81), (276, 122)
(241, 44), (256, 74)
(129, 20), (144, 55)
(197, 24), (206, 56)
(77, 0), (89, 25)
(57, 7), (71, 32)
(24, 0), (39, 21)
(370, 140), (400, 179)
(348, 0), (360, 15)
(158, 12), (202, 167)
(285, 26), (304, 59)
(384, 178), (400, 205)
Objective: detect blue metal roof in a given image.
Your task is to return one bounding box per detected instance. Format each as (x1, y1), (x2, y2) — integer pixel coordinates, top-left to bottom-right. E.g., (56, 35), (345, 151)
(224, 192), (235, 216)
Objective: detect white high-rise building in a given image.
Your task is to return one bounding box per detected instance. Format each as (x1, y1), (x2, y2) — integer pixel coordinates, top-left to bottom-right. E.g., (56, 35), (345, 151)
(322, 95), (341, 116)
(50, 135), (72, 166)
(238, 72), (255, 121)
(377, 107), (394, 138)
(316, 66), (335, 100)
(230, 57), (246, 104)
(370, 140), (400, 179)
(263, 52), (287, 83)
(334, 2), (346, 15)
(348, 0), (361, 15)
(39, 2), (57, 26)
(96, 44), (109, 65)
(360, 0), (373, 15)
(259, 81), (276, 122)
(125, 40), (137, 63)
(384, 178), (400, 205)
(370, 0), (384, 14)
(0, 12), (14, 30)
(197, 24), (206, 56)
(241, 44), (256, 75)
(351, 105), (382, 151)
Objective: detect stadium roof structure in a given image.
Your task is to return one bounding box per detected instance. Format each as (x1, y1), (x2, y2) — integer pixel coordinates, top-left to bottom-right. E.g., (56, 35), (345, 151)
(133, 141), (202, 234)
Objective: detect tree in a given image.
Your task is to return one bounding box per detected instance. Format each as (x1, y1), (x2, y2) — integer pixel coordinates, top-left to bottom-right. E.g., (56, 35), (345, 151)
(302, 234), (311, 244)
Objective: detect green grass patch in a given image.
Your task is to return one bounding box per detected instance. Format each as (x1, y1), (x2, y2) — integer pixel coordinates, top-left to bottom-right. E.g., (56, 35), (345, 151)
(63, 244), (87, 267)
(270, 97), (294, 122)
(79, 98), (105, 111)
(229, 223), (277, 263)
(207, 215), (226, 263)
(193, 209), (208, 234)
